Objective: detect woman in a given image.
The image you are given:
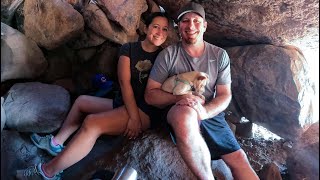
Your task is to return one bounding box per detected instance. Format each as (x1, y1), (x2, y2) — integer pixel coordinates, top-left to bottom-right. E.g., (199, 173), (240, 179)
(16, 12), (170, 180)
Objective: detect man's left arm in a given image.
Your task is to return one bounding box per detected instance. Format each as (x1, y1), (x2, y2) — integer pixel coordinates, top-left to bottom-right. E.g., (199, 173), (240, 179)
(202, 49), (232, 118)
(203, 84), (232, 118)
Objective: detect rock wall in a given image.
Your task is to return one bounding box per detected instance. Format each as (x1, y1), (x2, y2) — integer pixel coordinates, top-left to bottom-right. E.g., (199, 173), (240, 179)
(155, 0), (319, 47)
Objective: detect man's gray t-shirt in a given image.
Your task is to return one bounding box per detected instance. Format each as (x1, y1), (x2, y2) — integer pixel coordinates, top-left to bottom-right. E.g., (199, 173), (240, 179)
(149, 41), (231, 102)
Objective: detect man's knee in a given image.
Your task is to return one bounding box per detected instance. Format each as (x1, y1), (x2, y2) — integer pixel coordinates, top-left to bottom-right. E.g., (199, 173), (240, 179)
(167, 105), (197, 126)
(167, 105), (201, 144)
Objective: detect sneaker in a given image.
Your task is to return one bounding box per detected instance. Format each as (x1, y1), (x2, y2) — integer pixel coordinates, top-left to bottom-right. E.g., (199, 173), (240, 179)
(15, 163), (61, 180)
(30, 133), (64, 156)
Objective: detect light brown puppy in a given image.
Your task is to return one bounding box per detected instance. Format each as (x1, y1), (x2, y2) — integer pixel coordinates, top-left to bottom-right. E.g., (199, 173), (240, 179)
(161, 71), (209, 99)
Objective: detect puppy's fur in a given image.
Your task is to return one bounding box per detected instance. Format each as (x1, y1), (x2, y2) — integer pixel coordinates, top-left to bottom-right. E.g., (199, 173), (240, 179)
(161, 71), (209, 99)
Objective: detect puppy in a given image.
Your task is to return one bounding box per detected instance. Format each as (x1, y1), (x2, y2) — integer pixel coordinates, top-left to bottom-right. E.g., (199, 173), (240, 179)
(161, 71), (209, 99)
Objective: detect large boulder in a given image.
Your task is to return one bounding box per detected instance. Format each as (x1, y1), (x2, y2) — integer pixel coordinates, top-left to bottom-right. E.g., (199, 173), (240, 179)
(3, 82), (70, 133)
(82, 2), (138, 45)
(66, 26), (107, 49)
(23, 0), (84, 50)
(286, 122), (319, 180)
(226, 44), (315, 140)
(96, 0), (147, 35)
(1, 22), (47, 82)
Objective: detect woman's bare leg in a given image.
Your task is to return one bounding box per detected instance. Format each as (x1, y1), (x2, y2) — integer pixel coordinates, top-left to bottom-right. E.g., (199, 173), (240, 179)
(42, 106), (150, 177)
(53, 95), (114, 145)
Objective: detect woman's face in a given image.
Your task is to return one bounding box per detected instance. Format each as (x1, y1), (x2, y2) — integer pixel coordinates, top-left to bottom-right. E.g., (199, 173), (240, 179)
(145, 16), (169, 47)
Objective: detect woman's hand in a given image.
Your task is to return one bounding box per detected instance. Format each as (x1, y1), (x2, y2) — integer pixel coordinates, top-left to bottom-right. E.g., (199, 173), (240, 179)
(124, 117), (142, 139)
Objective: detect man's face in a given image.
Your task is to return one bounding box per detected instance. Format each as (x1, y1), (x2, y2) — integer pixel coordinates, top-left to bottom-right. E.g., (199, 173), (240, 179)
(178, 12), (207, 44)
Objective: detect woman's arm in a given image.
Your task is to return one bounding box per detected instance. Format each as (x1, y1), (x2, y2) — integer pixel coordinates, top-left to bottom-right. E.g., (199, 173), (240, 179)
(118, 55), (141, 139)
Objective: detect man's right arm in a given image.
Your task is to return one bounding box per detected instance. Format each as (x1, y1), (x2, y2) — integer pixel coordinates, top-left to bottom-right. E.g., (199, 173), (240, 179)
(145, 78), (202, 109)
(145, 78), (206, 112)
(144, 78), (178, 108)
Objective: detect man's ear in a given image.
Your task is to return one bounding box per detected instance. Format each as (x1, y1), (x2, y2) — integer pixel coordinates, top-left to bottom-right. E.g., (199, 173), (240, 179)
(178, 24), (182, 33)
(203, 21), (207, 32)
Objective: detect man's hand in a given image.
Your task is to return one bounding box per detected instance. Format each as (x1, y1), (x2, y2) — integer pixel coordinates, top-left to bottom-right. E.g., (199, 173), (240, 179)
(176, 95), (209, 120)
(176, 94), (205, 105)
(190, 101), (209, 120)
(124, 117), (142, 139)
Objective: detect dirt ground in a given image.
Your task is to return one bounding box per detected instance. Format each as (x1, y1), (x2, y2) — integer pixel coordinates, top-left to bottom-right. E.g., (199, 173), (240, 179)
(237, 123), (290, 179)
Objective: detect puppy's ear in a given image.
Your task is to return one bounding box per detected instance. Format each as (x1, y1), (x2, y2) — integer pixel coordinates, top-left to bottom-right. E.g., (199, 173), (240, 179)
(197, 73), (209, 85)
(197, 75), (206, 81)
(197, 73), (209, 81)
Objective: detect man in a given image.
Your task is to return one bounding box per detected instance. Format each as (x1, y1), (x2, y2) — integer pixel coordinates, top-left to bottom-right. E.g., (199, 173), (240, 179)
(145, 2), (259, 180)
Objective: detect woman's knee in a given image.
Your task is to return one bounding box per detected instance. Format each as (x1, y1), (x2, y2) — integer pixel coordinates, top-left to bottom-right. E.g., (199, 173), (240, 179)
(75, 95), (91, 104)
(74, 95), (89, 108)
(80, 114), (101, 134)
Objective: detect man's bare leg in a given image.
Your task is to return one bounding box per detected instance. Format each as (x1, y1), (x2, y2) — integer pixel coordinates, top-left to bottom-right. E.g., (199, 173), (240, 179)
(167, 105), (214, 180)
(222, 149), (259, 180)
